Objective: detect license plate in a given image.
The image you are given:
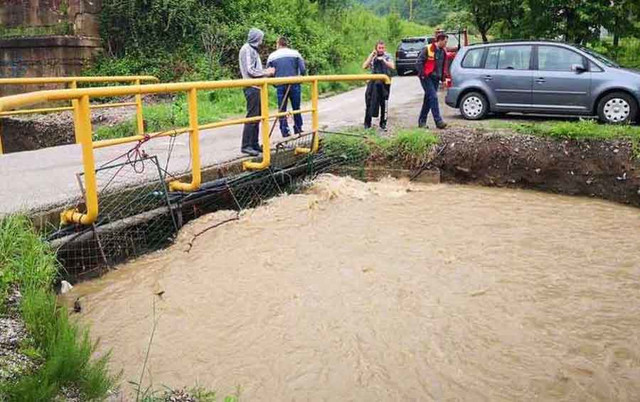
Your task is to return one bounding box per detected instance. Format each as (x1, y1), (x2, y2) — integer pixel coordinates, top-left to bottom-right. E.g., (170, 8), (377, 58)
(406, 51), (418, 57)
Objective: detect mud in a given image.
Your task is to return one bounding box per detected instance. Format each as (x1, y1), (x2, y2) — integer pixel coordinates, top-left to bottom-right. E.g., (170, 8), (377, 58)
(429, 129), (640, 207)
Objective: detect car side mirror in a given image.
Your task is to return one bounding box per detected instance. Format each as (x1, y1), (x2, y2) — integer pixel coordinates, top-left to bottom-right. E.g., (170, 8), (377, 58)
(571, 64), (587, 73)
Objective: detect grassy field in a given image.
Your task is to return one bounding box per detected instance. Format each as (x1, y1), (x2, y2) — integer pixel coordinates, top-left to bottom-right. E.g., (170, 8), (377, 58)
(0, 216), (115, 401)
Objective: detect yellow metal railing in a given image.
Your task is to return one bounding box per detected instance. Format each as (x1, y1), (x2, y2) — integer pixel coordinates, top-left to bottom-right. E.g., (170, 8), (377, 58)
(0, 74), (390, 225)
(0, 76), (159, 153)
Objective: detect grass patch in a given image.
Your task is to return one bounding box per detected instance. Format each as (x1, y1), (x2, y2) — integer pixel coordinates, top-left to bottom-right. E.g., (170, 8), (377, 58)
(0, 216), (115, 401)
(323, 128), (439, 169)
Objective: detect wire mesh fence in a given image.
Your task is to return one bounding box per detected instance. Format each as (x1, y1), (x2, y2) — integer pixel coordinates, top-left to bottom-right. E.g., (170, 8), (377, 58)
(46, 130), (356, 279)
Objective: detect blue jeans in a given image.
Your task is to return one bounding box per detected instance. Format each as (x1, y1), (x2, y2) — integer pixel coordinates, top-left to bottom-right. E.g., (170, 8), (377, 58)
(276, 84), (303, 136)
(419, 76), (442, 125)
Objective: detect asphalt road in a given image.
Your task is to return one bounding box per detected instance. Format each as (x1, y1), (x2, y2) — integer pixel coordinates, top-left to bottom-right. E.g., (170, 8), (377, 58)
(0, 76), (440, 214)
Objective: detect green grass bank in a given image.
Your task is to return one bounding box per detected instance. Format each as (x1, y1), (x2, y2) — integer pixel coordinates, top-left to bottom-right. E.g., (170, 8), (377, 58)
(0, 216), (115, 401)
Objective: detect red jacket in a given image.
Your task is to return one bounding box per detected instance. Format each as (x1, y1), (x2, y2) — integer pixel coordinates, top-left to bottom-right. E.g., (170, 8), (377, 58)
(417, 42), (450, 80)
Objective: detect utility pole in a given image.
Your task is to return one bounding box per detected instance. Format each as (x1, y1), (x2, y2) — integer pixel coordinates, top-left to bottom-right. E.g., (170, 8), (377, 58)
(409, 0), (414, 20)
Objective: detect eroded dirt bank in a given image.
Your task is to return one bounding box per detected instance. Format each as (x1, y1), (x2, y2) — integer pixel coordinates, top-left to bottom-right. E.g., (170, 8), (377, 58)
(430, 129), (640, 207)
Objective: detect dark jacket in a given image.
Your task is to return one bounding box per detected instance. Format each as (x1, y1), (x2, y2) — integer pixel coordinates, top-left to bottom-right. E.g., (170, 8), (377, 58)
(365, 80), (390, 118)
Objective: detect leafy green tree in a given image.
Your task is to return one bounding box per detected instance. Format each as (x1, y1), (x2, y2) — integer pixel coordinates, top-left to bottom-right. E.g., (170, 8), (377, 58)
(387, 12), (403, 43)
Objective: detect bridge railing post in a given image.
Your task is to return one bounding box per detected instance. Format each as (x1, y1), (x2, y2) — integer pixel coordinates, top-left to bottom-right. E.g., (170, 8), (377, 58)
(61, 95), (99, 225)
(134, 79), (145, 135)
(311, 79), (320, 153)
(169, 88), (201, 192)
(69, 80), (81, 144)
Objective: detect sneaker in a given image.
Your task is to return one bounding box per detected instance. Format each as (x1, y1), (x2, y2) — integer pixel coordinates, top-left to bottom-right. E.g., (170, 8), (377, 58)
(241, 147), (259, 157)
(418, 121), (428, 129)
(380, 123), (388, 132)
(252, 144), (263, 153)
(436, 120), (448, 129)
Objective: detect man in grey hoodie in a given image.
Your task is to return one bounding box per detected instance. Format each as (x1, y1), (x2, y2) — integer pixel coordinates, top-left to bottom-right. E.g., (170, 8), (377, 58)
(239, 28), (275, 156)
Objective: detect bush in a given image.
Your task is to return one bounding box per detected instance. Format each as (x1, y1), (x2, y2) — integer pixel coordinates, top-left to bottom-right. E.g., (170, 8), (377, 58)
(91, 1), (432, 82)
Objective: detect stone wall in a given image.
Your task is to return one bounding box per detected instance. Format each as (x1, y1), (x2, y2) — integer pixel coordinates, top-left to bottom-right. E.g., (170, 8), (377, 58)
(0, 0), (103, 95)
(0, 0), (101, 37)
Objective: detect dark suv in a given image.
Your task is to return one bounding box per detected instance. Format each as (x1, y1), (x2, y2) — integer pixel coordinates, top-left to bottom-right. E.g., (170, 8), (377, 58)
(445, 40), (640, 124)
(396, 37), (428, 75)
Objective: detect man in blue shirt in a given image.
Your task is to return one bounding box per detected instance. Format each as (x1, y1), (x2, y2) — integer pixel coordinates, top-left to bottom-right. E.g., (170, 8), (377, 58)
(267, 37), (306, 137)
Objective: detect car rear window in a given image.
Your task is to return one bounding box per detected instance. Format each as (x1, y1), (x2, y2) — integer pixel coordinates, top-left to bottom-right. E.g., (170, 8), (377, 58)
(462, 48), (484, 68)
(400, 40), (425, 51)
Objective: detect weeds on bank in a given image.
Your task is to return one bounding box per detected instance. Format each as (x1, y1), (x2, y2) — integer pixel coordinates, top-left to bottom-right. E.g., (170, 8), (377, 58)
(323, 128), (439, 169)
(486, 119), (640, 158)
(0, 215), (115, 401)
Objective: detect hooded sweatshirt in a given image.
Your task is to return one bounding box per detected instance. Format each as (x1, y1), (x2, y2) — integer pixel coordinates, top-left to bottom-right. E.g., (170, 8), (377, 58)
(239, 28), (267, 80)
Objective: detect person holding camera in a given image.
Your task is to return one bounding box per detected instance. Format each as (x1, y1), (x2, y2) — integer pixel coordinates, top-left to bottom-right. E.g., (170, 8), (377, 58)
(362, 40), (395, 131)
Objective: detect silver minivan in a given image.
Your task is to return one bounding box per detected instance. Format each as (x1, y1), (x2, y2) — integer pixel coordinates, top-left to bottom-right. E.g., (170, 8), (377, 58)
(445, 40), (640, 124)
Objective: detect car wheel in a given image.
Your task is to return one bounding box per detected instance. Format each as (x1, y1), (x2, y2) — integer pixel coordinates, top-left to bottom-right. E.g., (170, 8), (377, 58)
(397, 67), (406, 76)
(597, 92), (638, 124)
(459, 92), (488, 120)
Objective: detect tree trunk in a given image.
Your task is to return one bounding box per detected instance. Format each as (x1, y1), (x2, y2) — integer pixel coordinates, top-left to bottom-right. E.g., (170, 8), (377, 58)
(613, 33), (620, 47)
(481, 30), (489, 43)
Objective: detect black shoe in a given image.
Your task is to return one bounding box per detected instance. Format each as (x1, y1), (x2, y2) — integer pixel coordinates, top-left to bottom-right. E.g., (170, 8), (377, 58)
(380, 123), (387, 132)
(281, 132), (291, 138)
(436, 120), (448, 129)
(241, 147), (259, 156)
(418, 120), (427, 129)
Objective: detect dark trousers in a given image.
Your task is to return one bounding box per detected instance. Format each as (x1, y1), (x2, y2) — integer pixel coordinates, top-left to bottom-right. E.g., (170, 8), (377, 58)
(364, 82), (389, 128)
(241, 87), (261, 150)
(276, 84), (303, 136)
(419, 76), (442, 125)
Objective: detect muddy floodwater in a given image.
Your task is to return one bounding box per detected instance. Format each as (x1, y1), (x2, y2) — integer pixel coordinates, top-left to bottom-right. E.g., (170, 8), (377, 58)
(68, 175), (640, 401)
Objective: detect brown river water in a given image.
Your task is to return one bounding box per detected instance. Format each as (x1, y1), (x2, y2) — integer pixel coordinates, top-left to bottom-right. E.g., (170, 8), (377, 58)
(66, 175), (640, 401)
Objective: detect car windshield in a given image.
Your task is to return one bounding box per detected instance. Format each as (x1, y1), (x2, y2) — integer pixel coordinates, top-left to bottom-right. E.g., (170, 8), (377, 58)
(400, 40), (425, 51)
(577, 45), (620, 68)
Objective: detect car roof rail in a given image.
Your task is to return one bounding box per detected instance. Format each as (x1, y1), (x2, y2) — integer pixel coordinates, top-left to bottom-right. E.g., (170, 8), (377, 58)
(468, 39), (575, 46)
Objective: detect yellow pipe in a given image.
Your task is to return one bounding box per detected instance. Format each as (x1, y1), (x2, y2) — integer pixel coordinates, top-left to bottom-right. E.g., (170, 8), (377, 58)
(134, 79), (145, 135)
(169, 88), (201, 192)
(243, 83), (271, 170)
(0, 76), (159, 85)
(311, 79), (320, 153)
(69, 81), (81, 144)
(0, 119), (4, 154)
(0, 75), (390, 112)
(0, 102), (136, 117)
(60, 95), (99, 225)
(0, 105), (73, 116)
(92, 102), (137, 110)
(271, 108), (313, 119)
(295, 80), (320, 155)
(92, 116), (266, 149)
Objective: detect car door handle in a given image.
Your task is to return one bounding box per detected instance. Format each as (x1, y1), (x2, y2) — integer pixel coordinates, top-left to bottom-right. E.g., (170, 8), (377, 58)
(484, 75), (493, 81)
(535, 77), (546, 83)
